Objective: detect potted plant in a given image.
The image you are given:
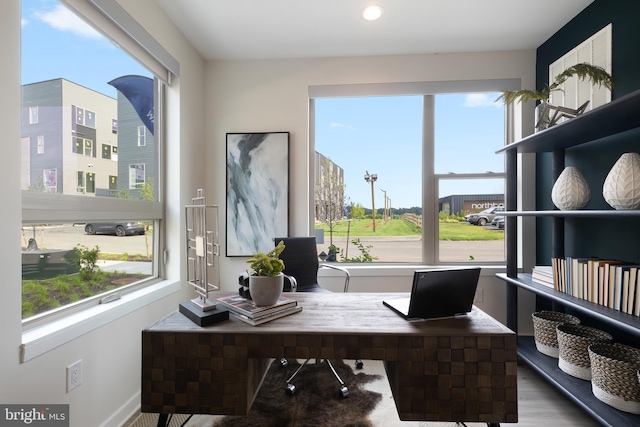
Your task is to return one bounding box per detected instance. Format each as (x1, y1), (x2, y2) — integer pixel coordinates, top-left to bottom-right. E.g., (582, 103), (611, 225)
(497, 63), (614, 131)
(246, 240), (286, 306)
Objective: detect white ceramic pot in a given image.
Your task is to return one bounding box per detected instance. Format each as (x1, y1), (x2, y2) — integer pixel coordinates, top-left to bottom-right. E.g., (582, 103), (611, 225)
(249, 274), (284, 306)
(603, 152), (640, 210)
(551, 166), (591, 210)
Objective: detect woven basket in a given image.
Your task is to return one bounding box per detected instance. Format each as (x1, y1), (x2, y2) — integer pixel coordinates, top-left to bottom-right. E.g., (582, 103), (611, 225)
(557, 324), (612, 380)
(532, 311), (580, 358)
(588, 343), (640, 414)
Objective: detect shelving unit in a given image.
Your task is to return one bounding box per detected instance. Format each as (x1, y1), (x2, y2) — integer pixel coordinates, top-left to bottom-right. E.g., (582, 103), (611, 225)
(496, 89), (640, 427)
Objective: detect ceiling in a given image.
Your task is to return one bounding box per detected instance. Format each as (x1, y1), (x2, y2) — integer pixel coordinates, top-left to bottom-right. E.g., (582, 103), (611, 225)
(153, 0), (594, 61)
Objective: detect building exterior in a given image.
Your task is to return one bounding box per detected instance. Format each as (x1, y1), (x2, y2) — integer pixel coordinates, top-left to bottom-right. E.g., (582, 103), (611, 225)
(314, 151), (345, 220)
(21, 78), (155, 199)
(438, 194), (504, 216)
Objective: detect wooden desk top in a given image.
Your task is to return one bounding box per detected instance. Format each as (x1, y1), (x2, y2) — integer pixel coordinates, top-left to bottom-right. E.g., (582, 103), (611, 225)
(146, 292), (513, 337)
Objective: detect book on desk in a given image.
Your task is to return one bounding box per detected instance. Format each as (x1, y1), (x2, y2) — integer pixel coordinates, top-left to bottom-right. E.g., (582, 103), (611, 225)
(229, 305), (302, 325)
(217, 294), (301, 325)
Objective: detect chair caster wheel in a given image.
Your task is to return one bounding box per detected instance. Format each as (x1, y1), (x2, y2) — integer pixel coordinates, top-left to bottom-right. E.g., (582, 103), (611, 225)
(279, 358), (288, 368)
(339, 386), (349, 398)
(355, 360), (363, 369)
(286, 383), (296, 395)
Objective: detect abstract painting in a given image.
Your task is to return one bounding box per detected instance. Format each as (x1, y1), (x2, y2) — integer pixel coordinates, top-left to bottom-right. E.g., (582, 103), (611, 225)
(226, 132), (289, 256)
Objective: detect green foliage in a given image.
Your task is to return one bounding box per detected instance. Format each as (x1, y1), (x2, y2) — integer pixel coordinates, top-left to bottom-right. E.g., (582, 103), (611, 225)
(117, 185), (132, 199)
(246, 241), (286, 277)
(22, 270), (149, 318)
(349, 203), (365, 219)
(497, 62), (613, 105)
(140, 178), (155, 201)
(339, 238), (377, 263)
(74, 244), (100, 279)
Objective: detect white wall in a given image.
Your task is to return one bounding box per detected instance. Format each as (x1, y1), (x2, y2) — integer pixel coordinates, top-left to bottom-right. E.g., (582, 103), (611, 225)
(205, 51), (538, 328)
(0, 1), (207, 426)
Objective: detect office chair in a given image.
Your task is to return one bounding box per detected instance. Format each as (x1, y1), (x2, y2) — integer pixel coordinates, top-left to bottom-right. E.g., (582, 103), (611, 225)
(273, 236), (361, 398)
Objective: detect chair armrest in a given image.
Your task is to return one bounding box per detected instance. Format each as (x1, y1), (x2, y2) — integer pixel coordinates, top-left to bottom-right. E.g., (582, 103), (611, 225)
(319, 263), (351, 293)
(282, 273), (298, 292)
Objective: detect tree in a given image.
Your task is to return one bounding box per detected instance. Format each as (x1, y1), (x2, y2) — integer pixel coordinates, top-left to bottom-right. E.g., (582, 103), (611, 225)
(315, 156), (346, 246)
(349, 202), (365, 219)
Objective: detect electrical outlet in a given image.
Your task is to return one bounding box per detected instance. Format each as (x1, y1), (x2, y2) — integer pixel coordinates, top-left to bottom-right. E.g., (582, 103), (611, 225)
(67, 360), (82, 392)
(474, 288), (484, 303)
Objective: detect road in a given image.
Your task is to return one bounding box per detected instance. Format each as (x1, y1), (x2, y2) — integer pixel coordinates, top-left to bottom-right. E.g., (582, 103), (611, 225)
(22, 224), (504, 264)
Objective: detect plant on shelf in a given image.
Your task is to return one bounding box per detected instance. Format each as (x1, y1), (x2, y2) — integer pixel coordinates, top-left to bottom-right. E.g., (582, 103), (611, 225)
(246, 241), (286, 306)
(496, 63), (614, 131)
(246, 240), (286, 277)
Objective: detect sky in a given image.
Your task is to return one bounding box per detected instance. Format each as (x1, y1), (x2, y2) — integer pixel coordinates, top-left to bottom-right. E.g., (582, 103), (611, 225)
(21, 0), (150, 98)
(21, 0), (506, 210)
(315, 94), (506, 209)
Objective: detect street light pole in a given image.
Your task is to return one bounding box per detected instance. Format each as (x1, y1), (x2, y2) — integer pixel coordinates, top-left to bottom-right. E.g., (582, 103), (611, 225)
(364, 171), (377, 232)
(380, 189), (387, 223)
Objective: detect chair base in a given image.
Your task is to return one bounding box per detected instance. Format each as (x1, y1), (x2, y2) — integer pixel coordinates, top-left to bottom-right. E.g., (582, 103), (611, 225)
(281, 358), (349, 398)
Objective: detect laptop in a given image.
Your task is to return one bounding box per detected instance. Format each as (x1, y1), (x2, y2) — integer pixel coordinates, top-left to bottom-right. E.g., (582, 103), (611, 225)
(383, 267), (481, 320)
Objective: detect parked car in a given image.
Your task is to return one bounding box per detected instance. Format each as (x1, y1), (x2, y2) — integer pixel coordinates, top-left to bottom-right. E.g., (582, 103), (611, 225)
(84, 222), (146, 236)
(467, 206), (504, 226)
(491, 215), (505, 229)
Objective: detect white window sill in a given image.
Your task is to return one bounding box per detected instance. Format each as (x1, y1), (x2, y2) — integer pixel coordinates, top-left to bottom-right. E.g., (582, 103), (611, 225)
(319, 263), (506, 277)
(20, 279), (181, 363)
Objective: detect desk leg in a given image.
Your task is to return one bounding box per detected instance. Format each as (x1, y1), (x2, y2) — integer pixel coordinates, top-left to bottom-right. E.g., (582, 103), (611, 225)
(156, 414), (169, 427)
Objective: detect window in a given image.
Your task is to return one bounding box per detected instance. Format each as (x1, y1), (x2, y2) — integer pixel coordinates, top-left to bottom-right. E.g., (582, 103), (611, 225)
(138, 125), (146, 146)
(313, 84), (511, 264)
(77, 171), (85, 193)
(76, 107), (84, 125)
(36, 135), (44, 154)
(43, 168), (57, 192)
(29, 106), (38, 124)
(20, 0), (167, 324)
(109, 175), (117, 192)
(129, 163), (145, 189)
(72, 137), (93, 157)
(85, 109), (96, 128)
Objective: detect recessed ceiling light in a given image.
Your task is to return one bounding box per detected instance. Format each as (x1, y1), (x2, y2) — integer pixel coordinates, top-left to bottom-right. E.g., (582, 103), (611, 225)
(362, 5), (384, 21)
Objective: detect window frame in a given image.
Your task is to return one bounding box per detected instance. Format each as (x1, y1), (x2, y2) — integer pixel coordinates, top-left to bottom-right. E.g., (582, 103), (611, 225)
(309, 79), (518, 265)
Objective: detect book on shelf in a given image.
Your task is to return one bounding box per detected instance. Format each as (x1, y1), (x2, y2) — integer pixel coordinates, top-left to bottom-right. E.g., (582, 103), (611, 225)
(229, 305), (303, 326)
(217, 294), (297, 318)
(531, 266), (554, 287)
(548, 257), (640, 316)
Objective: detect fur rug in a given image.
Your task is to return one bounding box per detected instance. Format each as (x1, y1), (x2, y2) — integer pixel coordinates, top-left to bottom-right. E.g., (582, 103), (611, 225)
(212, 360), (383, 427)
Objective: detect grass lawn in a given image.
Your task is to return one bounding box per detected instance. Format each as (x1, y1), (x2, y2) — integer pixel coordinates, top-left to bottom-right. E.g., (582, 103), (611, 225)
(316, 218), (503, 241)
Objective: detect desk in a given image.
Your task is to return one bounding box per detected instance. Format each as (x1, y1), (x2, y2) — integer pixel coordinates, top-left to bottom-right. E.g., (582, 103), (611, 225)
(142, 293), (517, 423)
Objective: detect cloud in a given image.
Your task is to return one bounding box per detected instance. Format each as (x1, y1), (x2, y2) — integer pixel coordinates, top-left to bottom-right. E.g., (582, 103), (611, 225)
(33, 4), (103, 40)
(21, 18), (28, 27)
(464, 93), (502, 108)
(330, 122), (356, 130)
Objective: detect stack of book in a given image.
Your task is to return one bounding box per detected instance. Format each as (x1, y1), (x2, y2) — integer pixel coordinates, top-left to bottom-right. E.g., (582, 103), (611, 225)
(216, 294), (302, 325)
(546, 257), (640, 316)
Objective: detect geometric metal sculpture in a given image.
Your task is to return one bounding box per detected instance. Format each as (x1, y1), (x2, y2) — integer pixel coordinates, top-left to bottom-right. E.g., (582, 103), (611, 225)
(179, 189), (229, 326)
(185, 188), (220, 310)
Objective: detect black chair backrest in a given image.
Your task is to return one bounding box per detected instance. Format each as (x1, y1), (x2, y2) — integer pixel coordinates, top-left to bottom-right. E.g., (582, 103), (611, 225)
(274, 237), (319, 289)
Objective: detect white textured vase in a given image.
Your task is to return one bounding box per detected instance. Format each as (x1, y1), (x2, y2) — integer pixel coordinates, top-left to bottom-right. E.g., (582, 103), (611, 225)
(603, 152), (640, 210)
(249, 274), (284, 306)
(551, 166), (591, 210)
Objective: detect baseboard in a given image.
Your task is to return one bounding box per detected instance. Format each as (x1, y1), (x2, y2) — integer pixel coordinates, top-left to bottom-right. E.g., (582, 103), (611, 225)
(99, 391), (140, 427)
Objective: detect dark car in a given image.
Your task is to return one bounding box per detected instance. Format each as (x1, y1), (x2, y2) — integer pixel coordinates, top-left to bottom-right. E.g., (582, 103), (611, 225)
(491, 215), (505, 229)
(84, 222), (146, 237)
(467, 206), (504, 226)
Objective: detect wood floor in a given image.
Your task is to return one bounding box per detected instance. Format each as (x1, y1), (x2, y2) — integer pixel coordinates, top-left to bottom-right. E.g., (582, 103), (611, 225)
(123, 362), (602, 427)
